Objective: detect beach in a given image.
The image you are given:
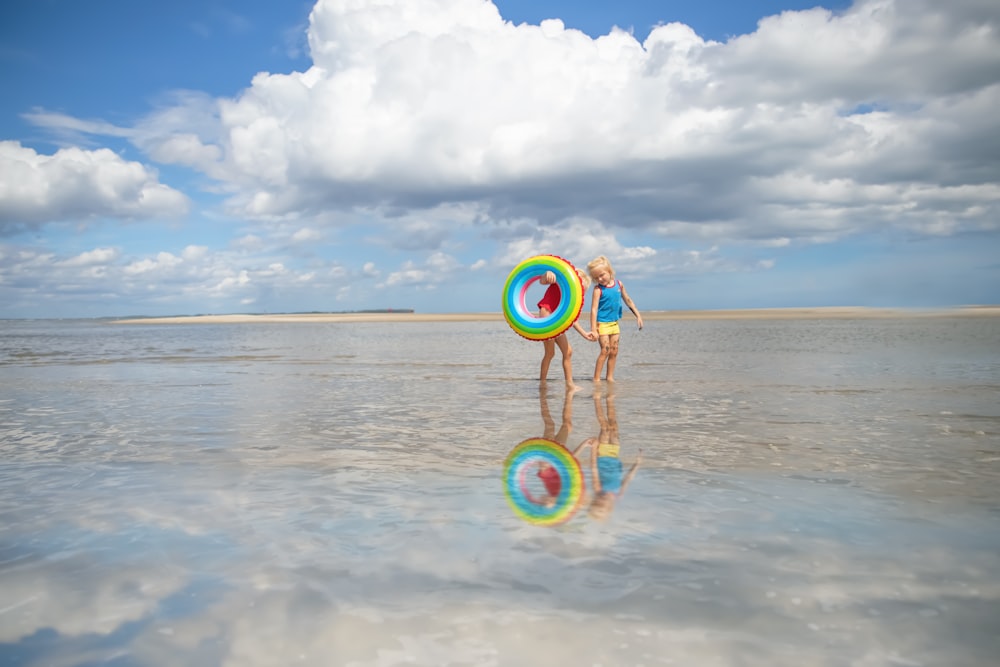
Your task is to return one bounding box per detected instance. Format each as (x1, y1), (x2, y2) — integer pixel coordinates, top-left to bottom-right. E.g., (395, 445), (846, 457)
(114, 305), (1000, 324)
(2, 315), (998, 666)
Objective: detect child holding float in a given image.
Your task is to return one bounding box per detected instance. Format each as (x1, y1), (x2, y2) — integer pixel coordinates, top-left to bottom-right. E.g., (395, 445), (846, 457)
(501, 255), (596, 389)
(536, 267), (596, 389)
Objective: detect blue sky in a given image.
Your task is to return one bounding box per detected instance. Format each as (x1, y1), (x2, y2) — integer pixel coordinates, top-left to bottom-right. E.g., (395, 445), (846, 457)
(1, 0), (998, 318)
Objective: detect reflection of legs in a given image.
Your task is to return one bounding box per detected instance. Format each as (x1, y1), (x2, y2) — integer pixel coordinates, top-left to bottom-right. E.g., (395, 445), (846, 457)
(539, 386), (555, 440)
(605, 392), (619, 445)
(605, 334), (621, 382)
(593, 391), (610, 443)
(553, 386), (573, 445)
(540, 384), (574, 445)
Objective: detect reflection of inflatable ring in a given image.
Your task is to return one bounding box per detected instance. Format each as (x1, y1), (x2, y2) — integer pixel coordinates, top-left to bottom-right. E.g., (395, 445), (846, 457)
(503, 438), (584, 526)
(502, 255), (584, 341)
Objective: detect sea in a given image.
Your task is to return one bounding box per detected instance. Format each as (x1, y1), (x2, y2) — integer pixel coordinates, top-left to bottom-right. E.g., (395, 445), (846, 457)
(1, 315), (998, 667)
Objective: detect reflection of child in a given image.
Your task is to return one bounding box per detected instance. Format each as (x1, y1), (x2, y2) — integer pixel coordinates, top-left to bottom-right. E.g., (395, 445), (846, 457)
(587, 391), (642, 520)
(587, 256), (643, 384)
(538, 268), (596, 389)
(537, 386), (589, 508)
(536, 463), (563, 507)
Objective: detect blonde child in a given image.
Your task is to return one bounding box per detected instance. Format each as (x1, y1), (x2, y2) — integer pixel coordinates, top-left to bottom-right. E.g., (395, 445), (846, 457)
(587, 391), (642, 521)
(587, 256), (643, 384)
(538, 267), (596, 389)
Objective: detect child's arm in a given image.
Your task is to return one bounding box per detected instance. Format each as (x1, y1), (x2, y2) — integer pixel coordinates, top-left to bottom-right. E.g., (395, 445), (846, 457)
(590, 285), (601, 334)
(540, 270), (557, 285)
(618, 449), (644, 496)
(589, 436), (602, 493)
(571, 437), (596, 457)
(572, 320), (595, 340)
(621, 284), (643, 330)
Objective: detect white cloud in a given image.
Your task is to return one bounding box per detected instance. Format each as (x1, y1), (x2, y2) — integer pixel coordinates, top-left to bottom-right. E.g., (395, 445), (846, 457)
(291, 227), (322, 243)
(497, 219), (655, 272)
(6, 0), (1000, 314)
(233, 234), (263, 251)
(0, 141), (189, 230)
(60, 247), (121, 267)
(87, 0), (993, 250)
(123, 252), (183, 276)
(20, 0), (1000, 247)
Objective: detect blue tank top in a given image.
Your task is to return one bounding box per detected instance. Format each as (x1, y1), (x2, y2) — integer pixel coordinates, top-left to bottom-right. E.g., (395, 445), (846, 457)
(597, 455), (623, 493)
(596, 280), (623, 323)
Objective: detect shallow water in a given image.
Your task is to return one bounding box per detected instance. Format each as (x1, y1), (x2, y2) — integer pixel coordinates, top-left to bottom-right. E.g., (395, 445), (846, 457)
(1, 317), (998, 666)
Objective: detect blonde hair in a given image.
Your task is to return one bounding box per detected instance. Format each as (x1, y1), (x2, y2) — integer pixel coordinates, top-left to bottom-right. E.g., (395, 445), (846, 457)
(575, 267), (592, 289)
(587, 491), (615, 520)
(587, 255), (614, 279)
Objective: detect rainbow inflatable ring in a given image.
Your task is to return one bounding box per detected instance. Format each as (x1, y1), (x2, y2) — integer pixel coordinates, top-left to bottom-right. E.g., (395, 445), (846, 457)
(502, 255), (585, 341)
(503, 438), (585, 526)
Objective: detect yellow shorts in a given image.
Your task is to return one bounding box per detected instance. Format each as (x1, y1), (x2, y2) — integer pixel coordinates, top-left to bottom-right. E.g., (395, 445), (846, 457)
(597, 321), (620, 336)
(597, 443), (620, 457)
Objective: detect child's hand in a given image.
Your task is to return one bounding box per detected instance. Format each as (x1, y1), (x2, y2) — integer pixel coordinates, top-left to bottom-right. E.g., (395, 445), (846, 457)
(636, 314), (644, 330)
(541, 270), (556, 285)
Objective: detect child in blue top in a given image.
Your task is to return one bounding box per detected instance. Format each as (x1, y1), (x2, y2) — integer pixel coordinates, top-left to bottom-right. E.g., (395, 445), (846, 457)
(587, 256), (643, 384)
(587, 390), (642, 520)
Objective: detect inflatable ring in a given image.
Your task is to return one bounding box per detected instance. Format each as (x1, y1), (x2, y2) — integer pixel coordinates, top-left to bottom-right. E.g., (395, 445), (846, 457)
(503, 438), (585, 526)
(502, 255), (584, 341)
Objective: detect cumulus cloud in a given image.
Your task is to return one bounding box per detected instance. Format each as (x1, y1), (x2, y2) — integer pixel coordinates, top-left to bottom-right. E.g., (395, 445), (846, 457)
(0, 239), (383, 315)
(0, 141), (189, 232)
(86, 0), (997, 250)
(7, 0), (1000, 314)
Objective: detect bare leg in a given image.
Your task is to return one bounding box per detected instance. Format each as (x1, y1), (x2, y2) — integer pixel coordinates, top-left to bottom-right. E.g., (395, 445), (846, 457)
(552, 333), (579, 390)
(539, 337), (556, 382)
(593, 334), (611, 383)
(538, 306), (555, 383)
(605, 333), (621, 382)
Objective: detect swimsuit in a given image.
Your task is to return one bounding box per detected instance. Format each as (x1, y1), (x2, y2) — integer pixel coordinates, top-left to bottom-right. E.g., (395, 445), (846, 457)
(596, 280), (623, 328)
(596, 443), (623, 493)
(536, 465), (562, 496)
(537, 284), (561, 313)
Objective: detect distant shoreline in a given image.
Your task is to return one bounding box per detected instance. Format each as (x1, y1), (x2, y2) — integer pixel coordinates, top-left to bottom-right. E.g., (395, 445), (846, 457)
(113, 306), (1000, 324)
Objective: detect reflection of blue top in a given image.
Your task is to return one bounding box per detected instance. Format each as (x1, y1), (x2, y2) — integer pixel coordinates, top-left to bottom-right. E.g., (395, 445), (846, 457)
(596, 280), (623, 323)
(597, 455), (623, 493)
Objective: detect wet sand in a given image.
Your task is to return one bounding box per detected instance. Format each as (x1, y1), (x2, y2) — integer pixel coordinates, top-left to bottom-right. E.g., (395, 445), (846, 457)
(114, 306), (1000, 324)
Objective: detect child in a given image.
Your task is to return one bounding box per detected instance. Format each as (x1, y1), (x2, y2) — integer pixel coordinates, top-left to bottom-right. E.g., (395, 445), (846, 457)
(587, 391), (642, 521)
(536, 386), (590, 508)
(587, 255), (643, 384)
(538, 267), (596, 389)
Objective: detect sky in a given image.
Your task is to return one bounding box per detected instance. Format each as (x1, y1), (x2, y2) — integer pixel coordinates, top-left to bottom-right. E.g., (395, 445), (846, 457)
(1, 0), (998, 318)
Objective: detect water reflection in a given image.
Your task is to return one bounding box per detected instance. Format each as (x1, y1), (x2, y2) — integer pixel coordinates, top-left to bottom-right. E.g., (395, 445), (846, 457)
(502, 387), (589, 526)
(585, 390), (643, 521)
(502, 387), (645, 525)
(2, 318), (997, 665)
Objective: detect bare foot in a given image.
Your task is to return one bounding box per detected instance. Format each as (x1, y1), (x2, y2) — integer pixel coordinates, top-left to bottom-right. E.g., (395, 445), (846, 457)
(606, 376), (616, 383)
(566, 383), (583, 393)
